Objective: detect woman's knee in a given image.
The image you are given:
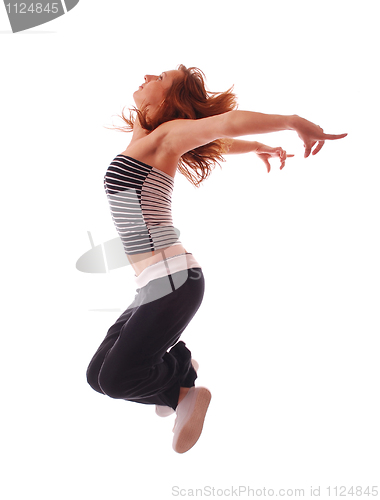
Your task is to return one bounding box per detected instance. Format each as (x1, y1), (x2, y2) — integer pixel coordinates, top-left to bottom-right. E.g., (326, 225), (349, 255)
(97, 364), (148, 400)
(97, 375), (122, 398)
(97, 369), (132, 399)
(86, 360), (103, 394)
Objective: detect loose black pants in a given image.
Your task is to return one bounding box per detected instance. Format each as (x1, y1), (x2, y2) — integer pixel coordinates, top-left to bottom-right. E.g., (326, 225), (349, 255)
(86, 268), (205, 410)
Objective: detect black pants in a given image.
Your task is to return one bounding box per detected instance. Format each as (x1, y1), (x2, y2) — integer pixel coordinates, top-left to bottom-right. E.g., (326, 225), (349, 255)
(86, 268), (205, 410)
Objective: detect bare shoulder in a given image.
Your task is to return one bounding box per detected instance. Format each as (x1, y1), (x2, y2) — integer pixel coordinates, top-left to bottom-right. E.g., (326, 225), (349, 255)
(120, 113), (228, 176)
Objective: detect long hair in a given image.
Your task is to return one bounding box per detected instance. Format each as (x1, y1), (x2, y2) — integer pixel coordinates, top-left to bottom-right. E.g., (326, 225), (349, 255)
(108, 65), (238, 187)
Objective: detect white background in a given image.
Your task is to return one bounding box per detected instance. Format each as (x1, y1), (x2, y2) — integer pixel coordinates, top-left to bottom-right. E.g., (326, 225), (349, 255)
(1, 0), (379, 498)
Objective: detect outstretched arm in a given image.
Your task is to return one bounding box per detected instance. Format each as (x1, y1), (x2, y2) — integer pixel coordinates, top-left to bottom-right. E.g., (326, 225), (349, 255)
(221, 112), (347, 158)
(223, 139), (294, 173)
(162, 111), (347, 159)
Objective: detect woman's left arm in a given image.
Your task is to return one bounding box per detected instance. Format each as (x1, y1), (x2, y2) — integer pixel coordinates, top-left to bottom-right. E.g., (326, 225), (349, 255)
(223, 139), (294, 173)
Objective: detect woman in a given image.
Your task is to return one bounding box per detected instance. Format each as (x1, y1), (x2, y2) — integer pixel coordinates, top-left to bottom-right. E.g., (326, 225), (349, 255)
(86, 65), (347, 454)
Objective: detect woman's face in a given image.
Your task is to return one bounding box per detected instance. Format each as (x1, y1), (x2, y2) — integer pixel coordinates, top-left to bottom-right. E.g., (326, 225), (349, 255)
(133, 69), (182, 109)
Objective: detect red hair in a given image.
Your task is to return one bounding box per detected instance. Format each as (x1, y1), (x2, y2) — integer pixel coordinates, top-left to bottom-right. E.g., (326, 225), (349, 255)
(109, 65), (238, 187)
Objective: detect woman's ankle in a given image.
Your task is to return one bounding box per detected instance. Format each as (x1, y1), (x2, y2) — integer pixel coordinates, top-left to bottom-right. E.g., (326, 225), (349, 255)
(178, 386), (191, 405)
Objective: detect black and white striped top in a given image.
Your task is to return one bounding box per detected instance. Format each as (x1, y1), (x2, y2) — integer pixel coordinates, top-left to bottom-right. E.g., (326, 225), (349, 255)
(104, 155), (181, 255)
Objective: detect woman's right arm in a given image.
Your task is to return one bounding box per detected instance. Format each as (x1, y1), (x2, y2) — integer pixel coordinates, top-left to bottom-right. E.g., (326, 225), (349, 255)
(162, 111), (347, 159)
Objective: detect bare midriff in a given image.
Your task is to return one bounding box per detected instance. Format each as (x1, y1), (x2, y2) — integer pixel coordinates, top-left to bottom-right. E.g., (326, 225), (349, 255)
(127, 243), (189, 277)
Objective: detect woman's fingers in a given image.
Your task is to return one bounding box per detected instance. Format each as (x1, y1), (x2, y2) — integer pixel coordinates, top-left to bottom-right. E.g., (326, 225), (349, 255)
(275, 149), (295, 170)
(259, 128), (347, 168)
(264, 157), (271, 173)
(305, 132), (347, 157)
(304, 140), (317, 158)
(323, 132), (348, 140)
(257, 148), (295, 172)
(312, 140), (325, 156)
(277, 149), (294, 158)
(298, 122), (348, 157)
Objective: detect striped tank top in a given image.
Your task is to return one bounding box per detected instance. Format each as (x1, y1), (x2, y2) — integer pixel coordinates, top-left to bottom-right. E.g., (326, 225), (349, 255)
(104, 155), (181, 256)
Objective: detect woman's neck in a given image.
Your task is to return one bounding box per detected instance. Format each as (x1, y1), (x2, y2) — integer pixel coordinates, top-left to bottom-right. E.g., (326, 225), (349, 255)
(130, 120), (149, 145)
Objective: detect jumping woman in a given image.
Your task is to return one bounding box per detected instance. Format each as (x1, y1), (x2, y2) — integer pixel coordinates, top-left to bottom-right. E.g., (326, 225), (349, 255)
(86, 65), (347, 454)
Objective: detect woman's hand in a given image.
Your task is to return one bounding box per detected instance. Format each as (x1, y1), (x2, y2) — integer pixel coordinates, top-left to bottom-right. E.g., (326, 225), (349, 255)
(255, 143), (294, 173)
(291, 115), (348, 158)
